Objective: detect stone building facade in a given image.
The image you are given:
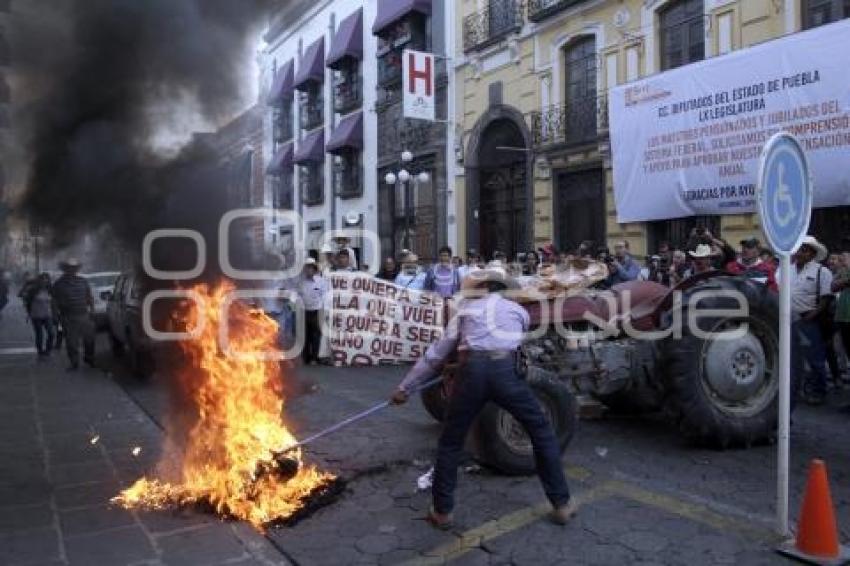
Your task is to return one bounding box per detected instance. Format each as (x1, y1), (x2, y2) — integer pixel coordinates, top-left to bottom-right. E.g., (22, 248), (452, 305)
(452, 0), (850, 259)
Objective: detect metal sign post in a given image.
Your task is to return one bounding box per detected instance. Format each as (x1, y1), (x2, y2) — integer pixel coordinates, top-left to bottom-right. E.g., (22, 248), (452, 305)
(756, 132), (813, 536)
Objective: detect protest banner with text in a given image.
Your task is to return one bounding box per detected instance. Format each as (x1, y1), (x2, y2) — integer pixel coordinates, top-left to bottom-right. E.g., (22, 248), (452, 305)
(326, 272), (445, 366)
(609, 19), (850, 222)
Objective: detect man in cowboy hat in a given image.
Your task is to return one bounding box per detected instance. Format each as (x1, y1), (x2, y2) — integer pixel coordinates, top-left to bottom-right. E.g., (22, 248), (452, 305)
(52, 258), (96, 370)
(390, 268), (575, 529)
(788, 236), (833, 404)
(687, 243), (715, 276)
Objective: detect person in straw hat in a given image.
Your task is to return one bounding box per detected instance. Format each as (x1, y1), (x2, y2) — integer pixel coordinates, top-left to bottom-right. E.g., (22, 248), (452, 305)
(787, 236), (833, 404)
(51, 258), (96, 371)
(687, 243), (716, 276)
(390, 268), (575, 529)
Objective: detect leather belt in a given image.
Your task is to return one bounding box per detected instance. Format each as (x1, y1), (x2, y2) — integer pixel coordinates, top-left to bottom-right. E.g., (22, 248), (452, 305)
(466, 350), (516, 361)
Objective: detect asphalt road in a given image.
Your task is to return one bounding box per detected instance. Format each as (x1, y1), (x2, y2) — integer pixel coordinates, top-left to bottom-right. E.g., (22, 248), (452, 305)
(2, 295), (849, 565)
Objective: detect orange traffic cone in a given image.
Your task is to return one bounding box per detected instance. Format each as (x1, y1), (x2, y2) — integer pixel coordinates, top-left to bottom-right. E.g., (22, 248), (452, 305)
(778, 459), (849, 565)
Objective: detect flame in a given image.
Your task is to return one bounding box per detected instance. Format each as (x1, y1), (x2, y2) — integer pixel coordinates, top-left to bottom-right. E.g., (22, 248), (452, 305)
(114, 282), (333, 528)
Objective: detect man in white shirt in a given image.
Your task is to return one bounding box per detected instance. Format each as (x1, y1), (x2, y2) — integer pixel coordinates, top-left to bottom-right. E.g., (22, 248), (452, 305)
(297, 258), (327, 364)
(787, 236), (833, 404)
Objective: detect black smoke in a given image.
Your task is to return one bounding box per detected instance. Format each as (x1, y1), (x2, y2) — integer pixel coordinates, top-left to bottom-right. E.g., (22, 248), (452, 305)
(14, 0), (271, 274)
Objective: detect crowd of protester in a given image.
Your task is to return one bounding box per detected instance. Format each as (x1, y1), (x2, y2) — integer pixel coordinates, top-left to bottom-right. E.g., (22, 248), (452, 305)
(272, 230), (850, 408)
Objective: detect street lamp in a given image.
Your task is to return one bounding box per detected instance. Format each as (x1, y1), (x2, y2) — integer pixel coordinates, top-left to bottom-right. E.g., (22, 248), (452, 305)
(384, 151), (429, 253)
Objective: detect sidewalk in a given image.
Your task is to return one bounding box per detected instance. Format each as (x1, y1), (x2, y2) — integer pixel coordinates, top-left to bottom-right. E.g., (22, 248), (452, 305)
(0, 302), (290, 566)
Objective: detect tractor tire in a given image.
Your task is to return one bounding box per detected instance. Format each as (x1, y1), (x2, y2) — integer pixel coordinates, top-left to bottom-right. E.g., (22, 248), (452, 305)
(420, 378), (451, 423)
(661, 276), (781, 448)
(471, 367), (577, 476)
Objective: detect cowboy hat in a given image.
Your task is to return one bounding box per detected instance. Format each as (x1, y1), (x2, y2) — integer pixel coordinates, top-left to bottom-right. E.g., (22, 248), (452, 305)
(688, 244), (714, 259)
(461, 268), (520, 292)
(303, 257), (317, 266)
(799, 235), (828, 262)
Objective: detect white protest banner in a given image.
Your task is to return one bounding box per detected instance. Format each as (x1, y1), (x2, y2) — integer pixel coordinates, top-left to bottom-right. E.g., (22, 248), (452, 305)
(609, 19), (850, 223)
(403, 49), (435, 122)
(326, 272), (444, 366)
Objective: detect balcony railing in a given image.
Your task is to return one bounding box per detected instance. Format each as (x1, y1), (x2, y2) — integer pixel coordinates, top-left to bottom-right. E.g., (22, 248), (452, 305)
(530, 93), (609, 147)
(463, 1), (524, 52)
(527, 0), (587, 22)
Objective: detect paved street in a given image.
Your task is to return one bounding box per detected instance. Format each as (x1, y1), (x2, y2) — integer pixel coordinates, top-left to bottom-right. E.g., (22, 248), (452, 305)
(1, 296), (849, 566)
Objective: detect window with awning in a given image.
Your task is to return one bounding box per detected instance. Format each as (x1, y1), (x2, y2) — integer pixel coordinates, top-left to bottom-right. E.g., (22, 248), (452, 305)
(328, 9), (363, 68)
(266, 59), (294, 106)
(329, 9), (364, 115)
(295, 129), (325, 206)
(296, 37), (326, 132)
(372, 0), (431, 35)
(373, 0), (430, 87)
(266, 143), (293, 176)
(327, 112), (364, 200)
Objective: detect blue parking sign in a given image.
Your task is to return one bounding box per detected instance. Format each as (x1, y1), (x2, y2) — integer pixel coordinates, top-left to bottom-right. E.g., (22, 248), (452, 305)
(757, 133), (813, 255)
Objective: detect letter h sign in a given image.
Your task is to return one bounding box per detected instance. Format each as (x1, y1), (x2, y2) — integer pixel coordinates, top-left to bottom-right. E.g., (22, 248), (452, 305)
(402, 49), (435, 122)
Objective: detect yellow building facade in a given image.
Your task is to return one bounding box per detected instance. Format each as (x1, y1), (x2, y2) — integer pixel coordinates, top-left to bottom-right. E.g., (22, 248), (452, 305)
(452, 0), (849, 260)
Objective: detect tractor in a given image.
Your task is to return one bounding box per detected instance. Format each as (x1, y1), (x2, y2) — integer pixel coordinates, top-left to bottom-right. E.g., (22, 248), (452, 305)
(420, 272), (781, 475)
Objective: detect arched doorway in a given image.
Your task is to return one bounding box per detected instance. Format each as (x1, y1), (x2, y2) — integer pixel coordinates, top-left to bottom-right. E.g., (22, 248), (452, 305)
(466, 107), (532, 261)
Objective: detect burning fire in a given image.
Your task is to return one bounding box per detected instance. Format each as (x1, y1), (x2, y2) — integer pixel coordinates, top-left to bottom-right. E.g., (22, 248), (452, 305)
(114, 282), (333, 528)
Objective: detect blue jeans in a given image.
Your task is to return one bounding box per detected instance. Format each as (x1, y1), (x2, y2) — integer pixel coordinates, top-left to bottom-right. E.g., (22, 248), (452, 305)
(432, 355), (571, 514)
(794, 318), (828, 397)
(32, 318), (55, 354)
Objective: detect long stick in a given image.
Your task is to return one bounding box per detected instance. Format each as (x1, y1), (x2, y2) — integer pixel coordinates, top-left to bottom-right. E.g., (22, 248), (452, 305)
(277, 375), (444, 455)
(777, 253), (791, 536)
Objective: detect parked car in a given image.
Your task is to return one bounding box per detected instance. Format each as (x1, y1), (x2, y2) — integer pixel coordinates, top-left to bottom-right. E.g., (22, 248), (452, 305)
(83, 271), (121, 328)
(107, 273), (155, 378)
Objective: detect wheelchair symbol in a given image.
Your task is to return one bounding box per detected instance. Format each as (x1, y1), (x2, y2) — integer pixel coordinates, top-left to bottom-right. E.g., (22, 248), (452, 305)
(772, 162), (796, 228)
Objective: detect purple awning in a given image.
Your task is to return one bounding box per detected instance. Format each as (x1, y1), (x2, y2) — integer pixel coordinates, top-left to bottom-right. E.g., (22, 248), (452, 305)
(328, 9), (363, 68)
(266, 143), (293, 175)
(372, 0), (431, 35)
(294, 37), (325, 90)
(266, 59), (294, 106)
(326, 112), (363, 154)
(294, 129), (325, 164)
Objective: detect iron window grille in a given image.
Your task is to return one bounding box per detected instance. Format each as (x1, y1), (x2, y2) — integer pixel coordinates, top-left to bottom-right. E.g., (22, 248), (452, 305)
(802, 0), (850, 29)
(333, 150), (363, 199)
(299, 162), (324, 206)
(273, 100), (294, 144)
(299, 83), (324, 132)
(333, 60), (362, 115)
